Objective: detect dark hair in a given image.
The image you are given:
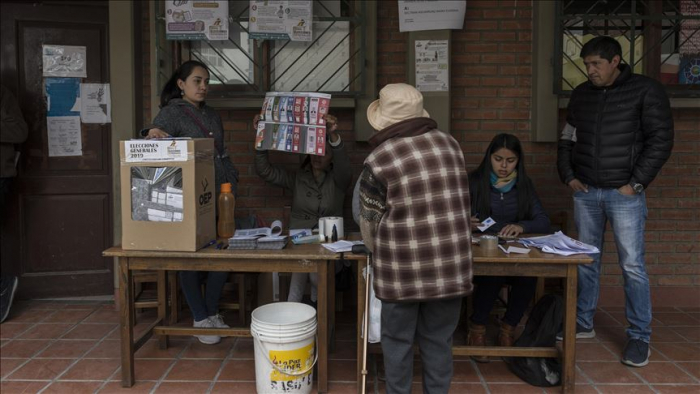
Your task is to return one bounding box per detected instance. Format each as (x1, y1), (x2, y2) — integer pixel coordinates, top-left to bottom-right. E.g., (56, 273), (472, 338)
(160, 60), (209, 108)
(580, 36), (622, 62)
(470, 133), (534, 222)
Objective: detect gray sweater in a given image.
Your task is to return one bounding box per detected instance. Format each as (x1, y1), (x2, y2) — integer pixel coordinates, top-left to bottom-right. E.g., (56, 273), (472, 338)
(142, 99), (239, 196)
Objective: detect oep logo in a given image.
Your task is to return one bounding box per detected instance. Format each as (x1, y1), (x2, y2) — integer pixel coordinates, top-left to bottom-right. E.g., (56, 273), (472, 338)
(199, 178), (212, 206)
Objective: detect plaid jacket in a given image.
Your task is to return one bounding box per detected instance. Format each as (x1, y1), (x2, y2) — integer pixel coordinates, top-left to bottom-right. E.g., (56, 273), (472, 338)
(360, 119), (473, 302)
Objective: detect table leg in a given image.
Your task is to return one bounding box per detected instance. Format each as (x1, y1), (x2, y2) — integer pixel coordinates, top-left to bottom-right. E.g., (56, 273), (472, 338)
(356, 259), (367, 394)
(317, 262), (329, 393)
(328, 260), (336, 353)
(168, 271), (178, 325)
(157, 270), (169, 349)
(562, 265), (578, 393)
(119, 258), (135, 387)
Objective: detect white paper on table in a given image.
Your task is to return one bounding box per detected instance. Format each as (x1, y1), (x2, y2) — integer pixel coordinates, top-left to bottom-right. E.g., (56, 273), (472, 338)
(47, 116), (82, 157)
(322, 240), (364, 253)
(80, 83), (111, 123)
(520, 231), (600, 256)
(498, 245), (531, 254)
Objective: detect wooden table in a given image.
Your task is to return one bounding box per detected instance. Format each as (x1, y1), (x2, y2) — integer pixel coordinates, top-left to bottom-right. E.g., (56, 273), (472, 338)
(103, 244), (364, 393)
(353, 243), (592, 393)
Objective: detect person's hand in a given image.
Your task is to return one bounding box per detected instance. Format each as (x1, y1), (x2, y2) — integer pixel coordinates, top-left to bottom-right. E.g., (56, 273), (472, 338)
(145, 128), (169, 139)
(618, 184), (636, 195)
(253, 114), (261, 130)
(568, 179), (588, 193)
(324, 114), (339, 143)
(499, 224), (524, 237)
(470, 215), (481, 231)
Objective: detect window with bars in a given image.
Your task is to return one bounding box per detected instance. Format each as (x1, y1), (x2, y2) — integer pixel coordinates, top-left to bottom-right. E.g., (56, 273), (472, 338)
(554, 0), (700, 97)
(156, 0), (369, 99)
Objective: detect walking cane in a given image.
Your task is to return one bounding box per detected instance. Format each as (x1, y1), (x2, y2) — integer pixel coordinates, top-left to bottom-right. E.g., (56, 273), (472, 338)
(352, 245), (372, 394)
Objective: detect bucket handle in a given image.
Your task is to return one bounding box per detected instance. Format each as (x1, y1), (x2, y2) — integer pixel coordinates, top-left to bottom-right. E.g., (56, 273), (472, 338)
(252, 332), (319, 377)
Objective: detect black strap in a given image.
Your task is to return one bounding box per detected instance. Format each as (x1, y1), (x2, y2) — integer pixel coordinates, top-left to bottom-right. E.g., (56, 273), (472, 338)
(180, 106), (225, 156)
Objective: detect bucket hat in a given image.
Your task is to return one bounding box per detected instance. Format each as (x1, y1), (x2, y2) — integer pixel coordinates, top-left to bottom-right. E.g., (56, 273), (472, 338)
(366, 83), (430, 131)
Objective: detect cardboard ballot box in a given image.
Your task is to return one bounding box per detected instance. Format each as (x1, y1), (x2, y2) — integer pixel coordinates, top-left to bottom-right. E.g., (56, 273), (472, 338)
(120, 138), (216, 251)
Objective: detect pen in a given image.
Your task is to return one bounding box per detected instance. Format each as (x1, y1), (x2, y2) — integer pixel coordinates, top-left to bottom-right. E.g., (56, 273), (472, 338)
(205, 239), (217, 248)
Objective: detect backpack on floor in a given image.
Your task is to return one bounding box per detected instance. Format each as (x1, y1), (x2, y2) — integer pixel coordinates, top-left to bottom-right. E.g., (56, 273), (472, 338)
(504, 294), (564, 387)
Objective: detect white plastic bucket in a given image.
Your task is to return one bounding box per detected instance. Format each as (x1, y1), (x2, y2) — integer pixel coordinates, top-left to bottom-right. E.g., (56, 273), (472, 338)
(251, 302), (318, 394)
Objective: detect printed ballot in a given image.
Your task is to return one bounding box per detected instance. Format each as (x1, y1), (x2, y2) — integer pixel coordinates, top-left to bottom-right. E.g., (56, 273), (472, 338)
(256, 92), (331, 156)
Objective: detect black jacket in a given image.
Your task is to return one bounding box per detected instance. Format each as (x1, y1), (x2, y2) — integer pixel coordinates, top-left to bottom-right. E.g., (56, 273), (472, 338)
(557, 64), (674, 189)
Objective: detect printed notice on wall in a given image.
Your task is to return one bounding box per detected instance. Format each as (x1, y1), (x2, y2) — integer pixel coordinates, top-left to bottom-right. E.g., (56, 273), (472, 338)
(45, 78), (81, 117)
(165, 0), (228, 41)
(47, 116), (82, 157)
(80, 83), (111, 124)
(255, 92), (331, 156)
(42, 45), (87, 78)
(398, 0), (466, 32)
(415, 40), (449, 92)
(249, 0), (313, 41)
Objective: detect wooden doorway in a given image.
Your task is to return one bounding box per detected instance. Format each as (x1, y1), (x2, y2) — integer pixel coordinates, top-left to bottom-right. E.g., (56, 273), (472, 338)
(0, 1), (113, 298)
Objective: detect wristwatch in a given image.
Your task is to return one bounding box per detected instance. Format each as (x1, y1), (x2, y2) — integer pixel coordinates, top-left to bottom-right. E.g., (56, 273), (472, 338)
(629, 182), (644, 194)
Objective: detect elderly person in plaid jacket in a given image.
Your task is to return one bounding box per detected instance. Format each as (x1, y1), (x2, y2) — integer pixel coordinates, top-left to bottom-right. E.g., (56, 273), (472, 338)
(359, 83), (474, 394)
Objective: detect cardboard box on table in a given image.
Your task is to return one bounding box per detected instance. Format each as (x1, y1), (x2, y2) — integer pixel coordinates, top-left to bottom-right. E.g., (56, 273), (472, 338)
(120, 138), (216, 251)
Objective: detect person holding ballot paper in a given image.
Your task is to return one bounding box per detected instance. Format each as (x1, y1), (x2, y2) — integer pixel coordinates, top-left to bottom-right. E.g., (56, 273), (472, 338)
(253, 113), (352, 307)
(466, 133), (550, 361)
(140, 61), (239, 345)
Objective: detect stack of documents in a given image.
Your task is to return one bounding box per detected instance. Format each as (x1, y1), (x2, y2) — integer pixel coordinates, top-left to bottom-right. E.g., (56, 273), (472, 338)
(322, 240), (365, 253)
(520, 231), (600, 256)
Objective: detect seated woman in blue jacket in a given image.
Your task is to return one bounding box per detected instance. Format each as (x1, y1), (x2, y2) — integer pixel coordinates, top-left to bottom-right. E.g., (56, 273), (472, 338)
(467, 133), (550, 362)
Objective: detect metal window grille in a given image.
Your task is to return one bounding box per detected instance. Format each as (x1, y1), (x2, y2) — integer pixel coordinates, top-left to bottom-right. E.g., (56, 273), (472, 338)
(155, 0), (367, 98)
(554, 0), (700, 97)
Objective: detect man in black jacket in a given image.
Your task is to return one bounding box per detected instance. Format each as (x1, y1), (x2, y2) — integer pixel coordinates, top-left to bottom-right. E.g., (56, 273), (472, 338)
(557, 36), (674, 368)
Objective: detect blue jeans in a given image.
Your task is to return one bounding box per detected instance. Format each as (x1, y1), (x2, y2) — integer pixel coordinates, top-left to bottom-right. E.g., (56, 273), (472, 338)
(179, 271), (229, 322)
(574, 186), (651, 342)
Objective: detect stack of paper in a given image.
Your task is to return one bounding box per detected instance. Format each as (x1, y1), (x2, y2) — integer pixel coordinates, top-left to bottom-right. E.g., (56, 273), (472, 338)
(228, 220), (287, 249)
(520, 231), (599, 256)
(322, 240), (365, 253)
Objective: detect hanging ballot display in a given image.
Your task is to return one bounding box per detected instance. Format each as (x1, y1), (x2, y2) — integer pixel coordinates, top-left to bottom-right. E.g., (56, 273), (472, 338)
(255, 92), (331, 156)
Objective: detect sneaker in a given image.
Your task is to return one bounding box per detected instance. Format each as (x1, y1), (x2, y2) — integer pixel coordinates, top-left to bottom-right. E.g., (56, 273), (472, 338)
(556, 323), (595, 341)
(621, 339), (650, 367)
(208, 314), (230, 336)
(0, 276), (19, 323)
(193, 318), (221, 345)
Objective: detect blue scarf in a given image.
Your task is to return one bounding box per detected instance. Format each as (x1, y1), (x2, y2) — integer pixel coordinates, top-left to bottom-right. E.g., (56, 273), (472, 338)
(491, 171), (517, 193)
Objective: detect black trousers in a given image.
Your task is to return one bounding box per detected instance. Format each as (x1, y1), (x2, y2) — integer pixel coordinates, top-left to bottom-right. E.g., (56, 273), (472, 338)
(469, 275), (538, 327)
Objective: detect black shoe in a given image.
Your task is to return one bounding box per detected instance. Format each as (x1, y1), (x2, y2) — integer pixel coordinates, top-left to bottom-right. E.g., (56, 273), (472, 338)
(556, 323), (595, 341)
(0, 276), (19, 323)
(621, 339), (650, 367)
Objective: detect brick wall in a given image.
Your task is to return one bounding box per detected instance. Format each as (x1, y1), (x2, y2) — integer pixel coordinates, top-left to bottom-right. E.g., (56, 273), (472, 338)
(139, 0), (699, 307)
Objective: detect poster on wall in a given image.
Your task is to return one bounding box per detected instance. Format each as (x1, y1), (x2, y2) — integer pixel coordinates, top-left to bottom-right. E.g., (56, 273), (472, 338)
(42, 45), (87, 78)
(255, 92), (331, 156)
(165, 0), (229, 41)
(249, 0), (313, 41)
(398, 0), (466, 32)
(47, 116), (82, 157)
(80, 83), (111, 124)
(45, 78), (81, 117)
(679, 0), (700, 84)
(415, 40), (449, 92)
